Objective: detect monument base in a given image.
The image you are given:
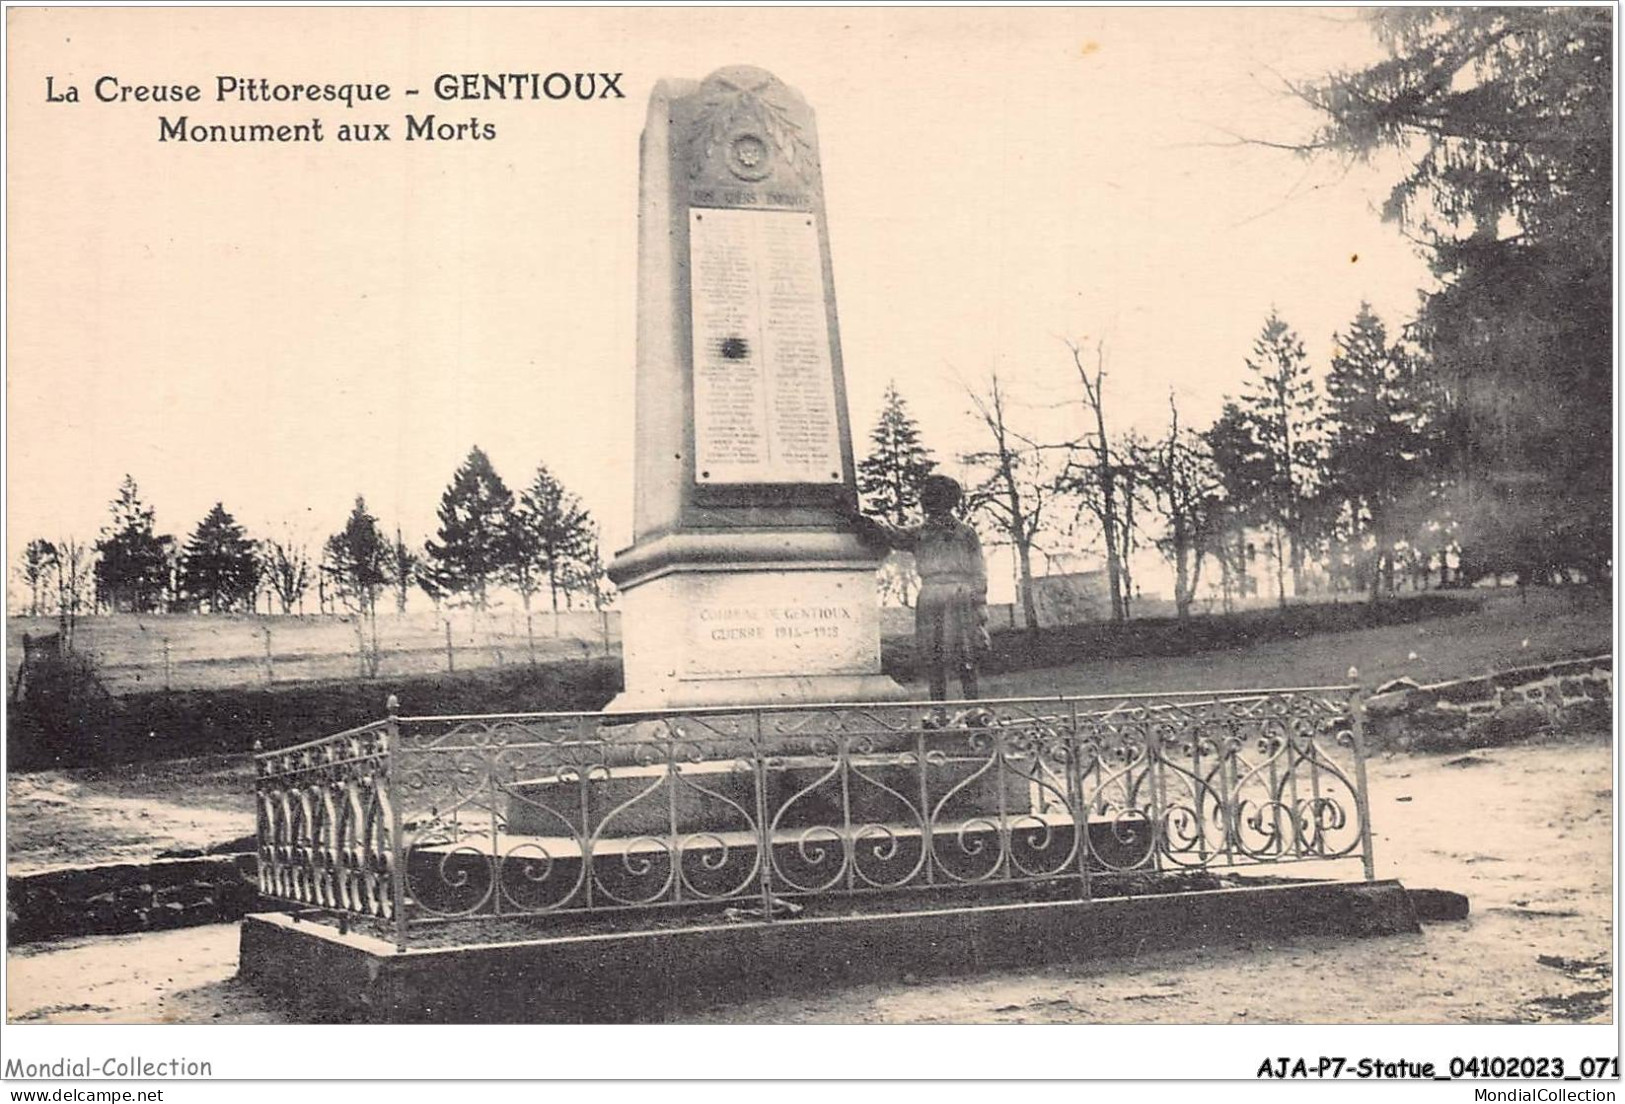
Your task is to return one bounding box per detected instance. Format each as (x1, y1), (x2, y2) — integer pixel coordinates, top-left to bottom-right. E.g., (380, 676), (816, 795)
(238, 879), (1421, 1023)
(608, 531), (908, 710)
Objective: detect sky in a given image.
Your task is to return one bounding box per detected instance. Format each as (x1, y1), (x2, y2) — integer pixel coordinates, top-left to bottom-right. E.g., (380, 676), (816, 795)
(6, 7), (1434, 599)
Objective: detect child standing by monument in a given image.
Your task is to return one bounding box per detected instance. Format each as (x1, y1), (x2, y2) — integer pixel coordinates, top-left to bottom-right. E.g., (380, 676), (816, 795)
(849, 475), (990, 701)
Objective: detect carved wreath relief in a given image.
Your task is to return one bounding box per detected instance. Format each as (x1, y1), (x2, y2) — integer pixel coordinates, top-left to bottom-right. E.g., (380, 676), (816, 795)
(686, 68), (820, 187)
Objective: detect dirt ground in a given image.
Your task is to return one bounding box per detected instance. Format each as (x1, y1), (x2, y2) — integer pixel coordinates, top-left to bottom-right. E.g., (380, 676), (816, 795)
(5, 733), (1611, 1024)
(6, 754), (252, 875)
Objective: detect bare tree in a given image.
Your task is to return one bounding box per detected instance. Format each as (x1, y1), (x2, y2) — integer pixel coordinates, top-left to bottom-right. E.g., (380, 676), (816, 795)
(53, 538), (95, 651)
(262, 535), (312, 615)
(962, 370), (1053, 637)
(1061, 338), (1128, 622)
(1116, 428), (1153, 619)
(1144, 393), (1225, 627)
(565, 527), (615, 656)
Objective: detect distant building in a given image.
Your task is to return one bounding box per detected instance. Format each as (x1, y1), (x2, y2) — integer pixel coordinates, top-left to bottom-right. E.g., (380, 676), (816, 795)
(1024, 568), (1109, 627)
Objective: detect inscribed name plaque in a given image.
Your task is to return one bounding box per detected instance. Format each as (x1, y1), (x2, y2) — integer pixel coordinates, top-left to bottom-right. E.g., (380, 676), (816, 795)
(689, 206), (843, 485)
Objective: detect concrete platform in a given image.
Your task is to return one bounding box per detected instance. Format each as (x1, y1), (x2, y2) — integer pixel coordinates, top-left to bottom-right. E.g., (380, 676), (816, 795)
(238, 878), (1420, 1023)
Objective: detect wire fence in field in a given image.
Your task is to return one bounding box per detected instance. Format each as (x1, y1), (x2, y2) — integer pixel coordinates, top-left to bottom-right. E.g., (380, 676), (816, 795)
(6, 605), (960, 694)
(7, 610), (626, 693)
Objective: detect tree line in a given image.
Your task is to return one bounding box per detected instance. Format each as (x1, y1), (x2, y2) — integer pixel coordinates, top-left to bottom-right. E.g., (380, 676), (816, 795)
(17, 449), (602, 659)
(857, 9), (1609, 630)
(857, 298), (1452, 632)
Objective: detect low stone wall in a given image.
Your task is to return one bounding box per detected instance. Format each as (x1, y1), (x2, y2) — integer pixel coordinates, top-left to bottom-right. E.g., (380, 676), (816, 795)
(6, 854), (258, 944)
(1365, 655), (1612, 750)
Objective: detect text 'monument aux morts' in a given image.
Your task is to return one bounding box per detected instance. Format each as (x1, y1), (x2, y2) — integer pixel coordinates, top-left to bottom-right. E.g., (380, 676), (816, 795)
(42, 72), (626, 143)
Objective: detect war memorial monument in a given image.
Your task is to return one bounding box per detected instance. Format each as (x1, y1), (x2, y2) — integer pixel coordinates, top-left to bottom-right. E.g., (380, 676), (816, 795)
(240, 67), (1415, 1023)
(605, 65), (907, 710)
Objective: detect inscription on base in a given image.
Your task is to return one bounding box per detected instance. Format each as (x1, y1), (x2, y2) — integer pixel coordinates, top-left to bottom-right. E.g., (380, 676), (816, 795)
(676, 573), (875, 679)
(689, 601), (864, 677)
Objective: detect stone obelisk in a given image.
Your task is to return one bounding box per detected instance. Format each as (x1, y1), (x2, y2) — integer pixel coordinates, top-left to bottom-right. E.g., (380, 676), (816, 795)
(606, 65), (907, 710)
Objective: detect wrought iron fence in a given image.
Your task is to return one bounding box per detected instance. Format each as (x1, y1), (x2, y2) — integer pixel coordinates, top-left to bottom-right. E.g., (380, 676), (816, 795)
(255, 683), (1376, 949)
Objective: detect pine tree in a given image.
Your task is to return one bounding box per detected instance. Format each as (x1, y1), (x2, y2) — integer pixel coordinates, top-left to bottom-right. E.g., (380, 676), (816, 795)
(390, 529), (420, 615)
(180, 503), (260, 612)
(509, 463), (595, 646)
(424, 447), (516, 610)
(322, 497), (392, 617)
(1304, 9), (1610, 580)
(1203, 401), (1272, 609)
(19, 540), (59, 616)
(856, 382), (936, 608)
(1237, 312), (1325, 606)
(93, 476), (173, 613)
(1324, 303), (1437, 601)
(857, 381), (937, 526)
(322, 497), (393, 676)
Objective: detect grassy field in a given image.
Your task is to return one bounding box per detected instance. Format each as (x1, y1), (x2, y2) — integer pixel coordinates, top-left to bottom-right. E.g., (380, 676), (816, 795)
(8, 660), (624, 769)
(977, 586), (1611, 700)
(7, 609), (621, 694)
(7, 589), (1478, 697)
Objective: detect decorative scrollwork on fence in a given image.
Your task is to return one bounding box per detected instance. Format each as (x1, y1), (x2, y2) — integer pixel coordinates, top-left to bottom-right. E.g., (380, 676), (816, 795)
(255, 721), (396, 923)
(254, 686), (1373, 946)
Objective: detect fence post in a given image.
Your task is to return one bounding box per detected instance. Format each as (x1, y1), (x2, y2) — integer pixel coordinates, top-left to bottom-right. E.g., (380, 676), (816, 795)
(444, 619), (455, 673)
(916, 720), (935, 889)
(1347, 667), (1377, 883)
(263, 626), (275, 684)
(386, 694), (408, 951)
(752, 711), (775, 919)
(1068, 700), (1092, 901)
(162, 637), (172, 691)
(252, 738), (265, 897)
(354, 618), (368, 679)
